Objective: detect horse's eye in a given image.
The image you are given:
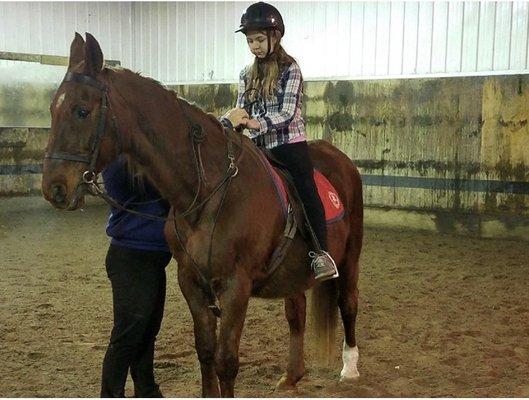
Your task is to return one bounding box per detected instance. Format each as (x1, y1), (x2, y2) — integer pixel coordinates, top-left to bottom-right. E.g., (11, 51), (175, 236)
(77, 108), (89, 119)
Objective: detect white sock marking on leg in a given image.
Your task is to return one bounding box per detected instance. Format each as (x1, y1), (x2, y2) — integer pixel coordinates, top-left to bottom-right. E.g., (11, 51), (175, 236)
(340, 341), (360, 381)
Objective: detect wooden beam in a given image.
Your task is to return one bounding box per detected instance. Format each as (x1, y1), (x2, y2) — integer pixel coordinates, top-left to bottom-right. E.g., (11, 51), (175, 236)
(0, 51), (120, 67)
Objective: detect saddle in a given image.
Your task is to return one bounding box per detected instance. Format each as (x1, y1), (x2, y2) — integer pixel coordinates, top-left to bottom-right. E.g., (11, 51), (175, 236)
(257, 149), (345, 276)
(258, 149), (345, 223)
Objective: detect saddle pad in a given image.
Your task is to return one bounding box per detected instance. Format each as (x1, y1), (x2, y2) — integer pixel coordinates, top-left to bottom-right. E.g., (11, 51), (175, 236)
(258, 152), (345, 224)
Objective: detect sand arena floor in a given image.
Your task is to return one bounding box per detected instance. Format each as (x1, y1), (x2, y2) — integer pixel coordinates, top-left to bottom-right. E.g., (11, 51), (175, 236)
(1, 196), (528, 397)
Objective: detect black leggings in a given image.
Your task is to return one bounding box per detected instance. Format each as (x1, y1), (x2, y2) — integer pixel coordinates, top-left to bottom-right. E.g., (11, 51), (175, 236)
(101, 244), (172, 398)
(270, 141), (327, 251)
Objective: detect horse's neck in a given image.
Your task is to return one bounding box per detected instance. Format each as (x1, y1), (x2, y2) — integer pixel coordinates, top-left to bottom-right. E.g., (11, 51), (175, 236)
(108, 71), (228, 213)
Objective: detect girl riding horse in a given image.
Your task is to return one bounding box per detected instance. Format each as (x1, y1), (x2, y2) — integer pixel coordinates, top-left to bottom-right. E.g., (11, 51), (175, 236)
(221, 2), (338, 282)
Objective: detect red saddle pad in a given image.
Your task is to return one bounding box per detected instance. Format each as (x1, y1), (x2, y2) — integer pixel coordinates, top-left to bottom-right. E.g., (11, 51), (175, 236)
(258, 152), (345, 224)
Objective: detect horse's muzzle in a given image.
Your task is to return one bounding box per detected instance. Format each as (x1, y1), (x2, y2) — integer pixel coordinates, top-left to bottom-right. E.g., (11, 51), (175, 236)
(51, 183), (68, 208)
(45, 182), (87, 210)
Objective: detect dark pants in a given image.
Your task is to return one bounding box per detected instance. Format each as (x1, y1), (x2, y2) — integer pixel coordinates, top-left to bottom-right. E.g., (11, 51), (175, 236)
(101, 244), (172, 398)
(271, 141), (328, 251)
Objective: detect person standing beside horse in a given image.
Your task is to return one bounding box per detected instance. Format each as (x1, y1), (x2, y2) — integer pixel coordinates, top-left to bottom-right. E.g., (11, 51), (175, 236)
(220, 1), (338, 281)
(99, 158), (171, 397)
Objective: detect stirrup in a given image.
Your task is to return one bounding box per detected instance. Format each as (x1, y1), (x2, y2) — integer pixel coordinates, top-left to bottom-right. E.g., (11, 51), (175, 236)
(309, 250), (339, 281)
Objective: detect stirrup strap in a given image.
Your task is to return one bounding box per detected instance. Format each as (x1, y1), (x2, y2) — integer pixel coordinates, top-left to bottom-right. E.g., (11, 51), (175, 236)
(277, 166), (324, 253)
(263, 205), (297, 277)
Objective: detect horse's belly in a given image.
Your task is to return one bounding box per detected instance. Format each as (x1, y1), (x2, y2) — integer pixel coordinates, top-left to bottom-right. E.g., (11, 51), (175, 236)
(250, 240), (315, 298)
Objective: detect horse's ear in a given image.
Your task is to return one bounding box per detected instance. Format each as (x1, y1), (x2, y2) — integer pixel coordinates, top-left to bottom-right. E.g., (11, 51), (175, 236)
(84, 32), (104, 77)
(67, 32), (85, 71)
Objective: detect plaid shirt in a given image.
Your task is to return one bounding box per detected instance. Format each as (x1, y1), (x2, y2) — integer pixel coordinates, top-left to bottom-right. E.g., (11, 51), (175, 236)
(237, 62), (306, 149)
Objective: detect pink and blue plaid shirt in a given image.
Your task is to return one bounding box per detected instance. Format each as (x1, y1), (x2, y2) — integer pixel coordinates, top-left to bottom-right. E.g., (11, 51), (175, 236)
(237, 61), (307, 149)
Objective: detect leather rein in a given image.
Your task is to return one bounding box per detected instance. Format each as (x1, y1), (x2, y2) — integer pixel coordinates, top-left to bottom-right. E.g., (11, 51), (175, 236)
(46, 71), (244, 317)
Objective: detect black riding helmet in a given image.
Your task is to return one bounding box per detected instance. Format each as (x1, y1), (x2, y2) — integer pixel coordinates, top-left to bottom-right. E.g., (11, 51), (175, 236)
(236, 2), (285, 37)
(236, 2), (285, 59)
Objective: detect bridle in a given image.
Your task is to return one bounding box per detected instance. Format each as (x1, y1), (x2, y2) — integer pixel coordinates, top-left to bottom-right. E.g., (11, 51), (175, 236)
(46, 70), (245, 317)
(45, 71), (110, 185)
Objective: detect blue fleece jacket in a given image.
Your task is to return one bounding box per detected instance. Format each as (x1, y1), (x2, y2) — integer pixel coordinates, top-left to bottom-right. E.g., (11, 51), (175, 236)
(102, 159), (171, 253)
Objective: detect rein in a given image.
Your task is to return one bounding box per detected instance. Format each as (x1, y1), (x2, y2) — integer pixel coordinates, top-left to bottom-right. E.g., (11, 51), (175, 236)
(50, 70), (244, 318)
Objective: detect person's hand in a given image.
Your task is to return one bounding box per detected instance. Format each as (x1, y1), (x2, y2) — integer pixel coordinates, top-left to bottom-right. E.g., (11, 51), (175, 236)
(223, 108), (249, 128)
(244, 119), (261, 130)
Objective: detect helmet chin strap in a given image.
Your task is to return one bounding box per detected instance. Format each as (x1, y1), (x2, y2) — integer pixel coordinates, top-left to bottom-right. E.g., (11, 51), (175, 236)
(267, 29), (272, 56)
(256, 29), (280, 61)
(257, 29), (274, 60)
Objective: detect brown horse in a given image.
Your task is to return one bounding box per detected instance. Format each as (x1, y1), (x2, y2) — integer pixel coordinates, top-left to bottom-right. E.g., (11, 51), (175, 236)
(42, 33), (363, 397)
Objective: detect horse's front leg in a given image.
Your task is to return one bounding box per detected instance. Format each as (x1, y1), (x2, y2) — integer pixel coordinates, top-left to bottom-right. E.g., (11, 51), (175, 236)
(276, 292), (306, 390)
(215, 273), (252, 397)
(177, 265), (220, 397)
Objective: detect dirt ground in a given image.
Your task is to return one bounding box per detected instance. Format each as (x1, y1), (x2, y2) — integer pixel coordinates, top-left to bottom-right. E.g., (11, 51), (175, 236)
(1, 196), (528, 397)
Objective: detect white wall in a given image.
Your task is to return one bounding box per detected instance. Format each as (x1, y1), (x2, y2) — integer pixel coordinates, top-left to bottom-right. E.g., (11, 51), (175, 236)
(1, 1), (529, 84)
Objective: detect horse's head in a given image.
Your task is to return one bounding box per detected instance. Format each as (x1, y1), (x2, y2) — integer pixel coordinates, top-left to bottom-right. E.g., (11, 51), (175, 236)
(42, 32), (118, 210)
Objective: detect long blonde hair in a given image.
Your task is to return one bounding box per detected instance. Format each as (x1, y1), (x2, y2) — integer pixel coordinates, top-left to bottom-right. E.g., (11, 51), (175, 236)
(246, 30), (296, 102)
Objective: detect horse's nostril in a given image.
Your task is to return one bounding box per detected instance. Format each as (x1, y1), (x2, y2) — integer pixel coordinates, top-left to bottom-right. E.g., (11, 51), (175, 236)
(51, 184), (67, 205)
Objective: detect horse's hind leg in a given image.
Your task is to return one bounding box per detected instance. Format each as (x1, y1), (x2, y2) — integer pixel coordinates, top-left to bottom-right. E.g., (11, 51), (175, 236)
(178, 267), (220, 397)
(276, 292), (306, 390)
(337, 255), (360, 381)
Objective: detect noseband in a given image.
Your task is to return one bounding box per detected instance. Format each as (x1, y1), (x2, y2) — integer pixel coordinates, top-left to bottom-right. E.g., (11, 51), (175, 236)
(45, 71), (110, 184)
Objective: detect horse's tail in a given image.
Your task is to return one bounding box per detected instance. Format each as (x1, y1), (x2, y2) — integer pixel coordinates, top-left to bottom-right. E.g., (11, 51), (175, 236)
(310, 279), (339, 365)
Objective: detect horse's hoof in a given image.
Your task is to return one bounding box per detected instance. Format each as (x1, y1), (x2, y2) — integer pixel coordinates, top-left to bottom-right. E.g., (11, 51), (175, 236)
(275, 375), (298, 391)
(339, 371), (360, 382)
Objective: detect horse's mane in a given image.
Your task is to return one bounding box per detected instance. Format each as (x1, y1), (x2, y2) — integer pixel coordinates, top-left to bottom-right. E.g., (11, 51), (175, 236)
(106, 66), (224, 132)
(109, 68), (262, 164)
(104, 65), (229, 188)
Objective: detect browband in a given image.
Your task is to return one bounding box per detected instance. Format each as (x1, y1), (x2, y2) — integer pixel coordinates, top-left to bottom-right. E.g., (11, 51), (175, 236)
(63, 71), (107, 91)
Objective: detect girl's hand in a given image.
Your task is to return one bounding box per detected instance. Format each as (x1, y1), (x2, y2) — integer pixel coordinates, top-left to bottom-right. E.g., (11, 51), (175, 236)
(244, 119), (261, 130)
(223, 108), (249, 128)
